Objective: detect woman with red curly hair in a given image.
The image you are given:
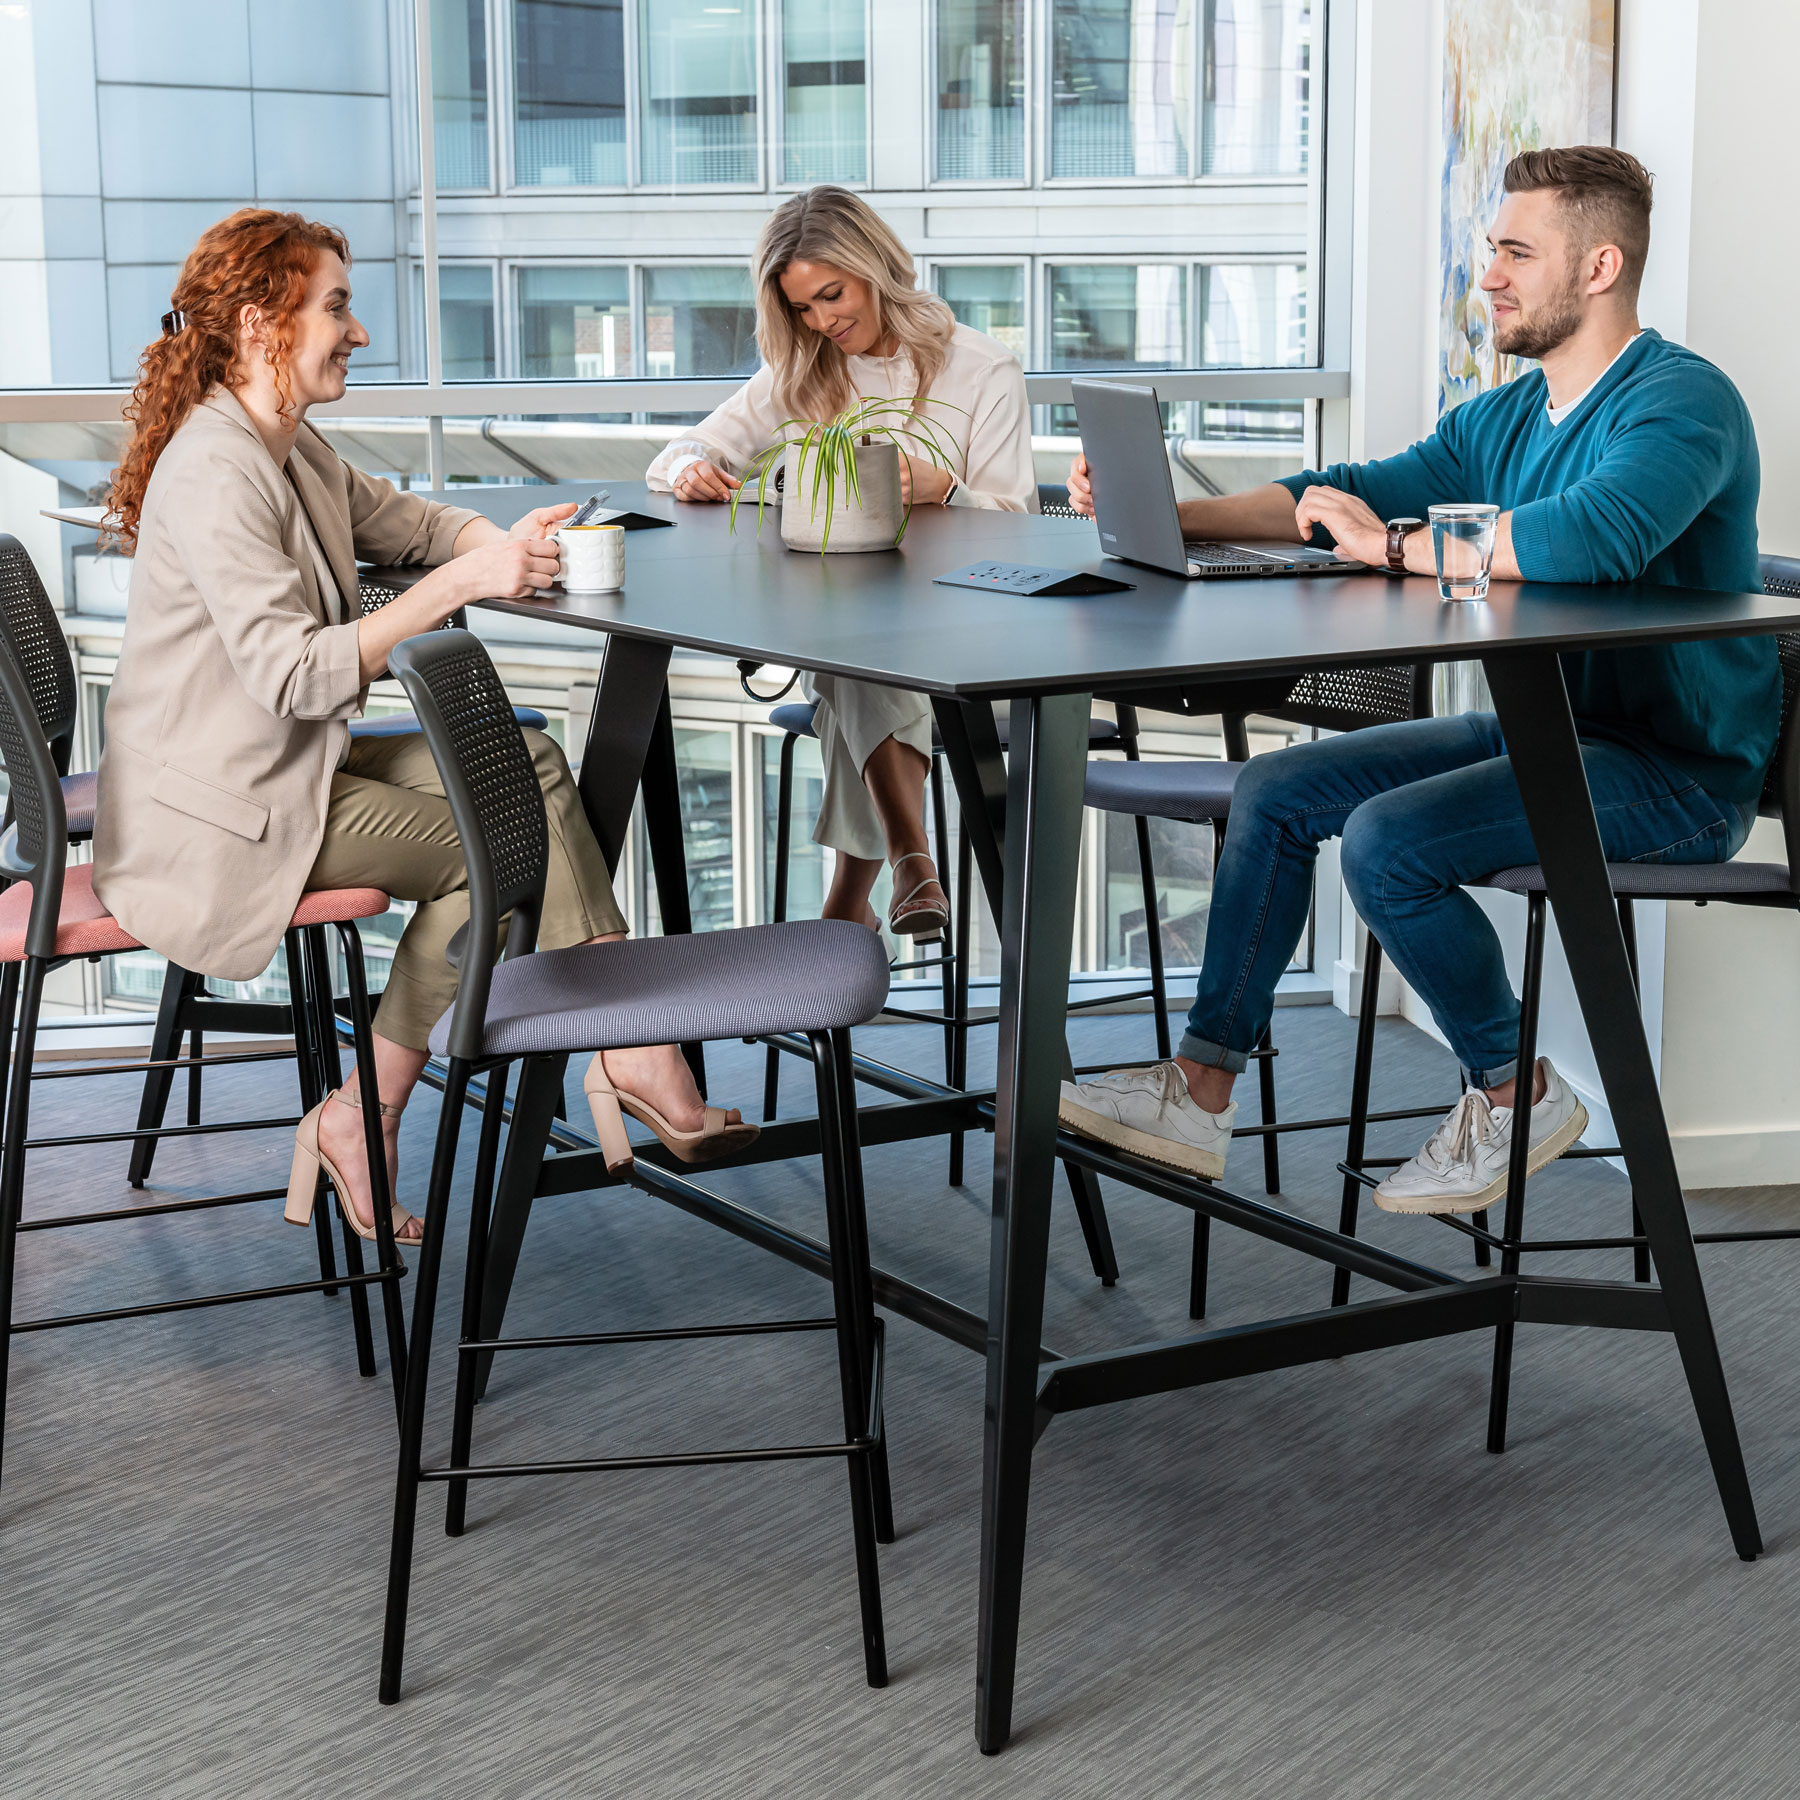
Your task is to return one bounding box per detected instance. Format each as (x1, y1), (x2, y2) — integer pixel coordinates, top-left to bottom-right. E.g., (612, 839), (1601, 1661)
(94, 210), (751, 1246)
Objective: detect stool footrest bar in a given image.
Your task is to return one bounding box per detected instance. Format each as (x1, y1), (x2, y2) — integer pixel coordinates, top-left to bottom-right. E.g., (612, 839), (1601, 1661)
(13, 1264), (404, 1332)
(461, 1317), (841, 1353)
(20, 1186), (289, 1230)
(419, 1437), (876, 1480)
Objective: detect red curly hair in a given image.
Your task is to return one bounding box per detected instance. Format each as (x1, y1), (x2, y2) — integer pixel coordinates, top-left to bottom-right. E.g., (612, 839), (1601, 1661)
(108, 209), (351, 549)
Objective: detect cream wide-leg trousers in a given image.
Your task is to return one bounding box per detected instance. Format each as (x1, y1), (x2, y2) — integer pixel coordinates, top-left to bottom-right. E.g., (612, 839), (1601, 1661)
(802, 673), (935, 862)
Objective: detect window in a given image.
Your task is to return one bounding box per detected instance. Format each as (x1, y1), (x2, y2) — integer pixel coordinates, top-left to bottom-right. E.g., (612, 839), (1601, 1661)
(1049, 264), (1188, 370)
(434, 0), (492, 189)
(518, 266), (632, 378)
(1203, 0), (1313, 177)
(642, 267), (759, 380)
(639, 0), (759, 187)
(782, 0), (868, 185)
(936, 0), (1025, 181)
(673, 727), (738, 933)
(1051, 0), (1192, 181)
(512, 0), (627, 187)
(935, 265), (1026, 360)
(420, 265), (500, 379)
(1200, 262), (1307, 366)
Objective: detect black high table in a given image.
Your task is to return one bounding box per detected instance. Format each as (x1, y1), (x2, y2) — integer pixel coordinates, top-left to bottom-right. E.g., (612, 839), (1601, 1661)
(370, 480), (1800, 1753)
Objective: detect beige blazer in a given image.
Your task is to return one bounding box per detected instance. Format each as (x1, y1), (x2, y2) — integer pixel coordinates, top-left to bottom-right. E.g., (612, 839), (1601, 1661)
(91, 389), (479, 981)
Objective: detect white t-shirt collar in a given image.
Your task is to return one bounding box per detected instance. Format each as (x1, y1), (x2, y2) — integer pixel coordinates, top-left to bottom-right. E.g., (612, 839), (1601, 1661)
(1545, 331), (1643, 426)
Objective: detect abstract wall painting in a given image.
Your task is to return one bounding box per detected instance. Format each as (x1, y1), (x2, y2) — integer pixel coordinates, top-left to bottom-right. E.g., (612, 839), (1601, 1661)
(1439, 0), (1617, 412)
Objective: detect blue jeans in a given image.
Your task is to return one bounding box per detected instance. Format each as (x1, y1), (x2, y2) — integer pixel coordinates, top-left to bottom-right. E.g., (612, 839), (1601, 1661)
(1180, 713), (1752, 1088)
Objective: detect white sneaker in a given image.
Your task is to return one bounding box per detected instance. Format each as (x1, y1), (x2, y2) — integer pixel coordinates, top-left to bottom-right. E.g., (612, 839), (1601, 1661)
(1057, 1063), (1236, 1181)
(1374, 1059), (1588, 1215)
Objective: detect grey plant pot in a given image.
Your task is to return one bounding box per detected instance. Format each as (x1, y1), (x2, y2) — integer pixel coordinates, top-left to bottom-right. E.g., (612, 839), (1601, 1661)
(779, 439), (903, 553)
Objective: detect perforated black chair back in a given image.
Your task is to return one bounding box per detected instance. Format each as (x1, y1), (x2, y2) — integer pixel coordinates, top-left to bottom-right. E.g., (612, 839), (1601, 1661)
(0, 635), (69, 961)
(1036, 482), (1083, 519)
(389, 630), (547, 1059)
(0, 535), (78, 770)
(1266, 662), (1435, 735)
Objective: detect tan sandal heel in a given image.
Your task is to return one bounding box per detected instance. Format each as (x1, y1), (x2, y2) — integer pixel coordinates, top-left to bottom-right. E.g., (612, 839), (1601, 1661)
(285, 1101), (327, 1226)
(284, 1089), (419, 1244)
(582, 1059), (637, 1173)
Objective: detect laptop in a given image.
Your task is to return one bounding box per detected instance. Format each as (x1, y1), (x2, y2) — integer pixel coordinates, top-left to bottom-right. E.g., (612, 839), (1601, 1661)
(1070, 378), (1358, 580)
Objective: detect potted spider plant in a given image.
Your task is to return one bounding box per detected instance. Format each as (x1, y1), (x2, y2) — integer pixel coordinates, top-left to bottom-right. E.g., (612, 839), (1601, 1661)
(729, 396), (967, 554)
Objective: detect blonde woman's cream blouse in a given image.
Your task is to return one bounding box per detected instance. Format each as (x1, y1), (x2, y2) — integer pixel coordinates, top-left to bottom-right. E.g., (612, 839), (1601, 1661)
(645, 322), (1034, 512)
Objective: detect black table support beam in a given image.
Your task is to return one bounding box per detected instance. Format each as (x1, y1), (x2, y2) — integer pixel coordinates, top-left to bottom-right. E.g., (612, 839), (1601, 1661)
(1038, 1280), (1515, 1416)
(1482, 650), (1760, 1560)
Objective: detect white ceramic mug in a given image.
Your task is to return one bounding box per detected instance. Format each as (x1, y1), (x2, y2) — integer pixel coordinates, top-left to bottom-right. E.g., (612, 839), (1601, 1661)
(557, 522), (625, 593)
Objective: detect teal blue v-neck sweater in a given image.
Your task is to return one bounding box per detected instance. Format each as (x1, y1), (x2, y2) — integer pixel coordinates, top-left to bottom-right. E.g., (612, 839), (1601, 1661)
(1276, 330), (1776, 802)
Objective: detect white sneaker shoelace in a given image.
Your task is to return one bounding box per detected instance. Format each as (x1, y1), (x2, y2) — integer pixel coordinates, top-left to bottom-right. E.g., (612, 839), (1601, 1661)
(1416, 1089), (1501, 1178)
(1077, 1063), (1188, 1117)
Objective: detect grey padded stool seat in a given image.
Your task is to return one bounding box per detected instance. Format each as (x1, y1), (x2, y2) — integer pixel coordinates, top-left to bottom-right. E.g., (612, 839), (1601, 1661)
(1335, 555), (1800, 1459)
(429, 919), (890, 1061)
(1084, 755), (1240, 822)
(380, 629), (894, 1704)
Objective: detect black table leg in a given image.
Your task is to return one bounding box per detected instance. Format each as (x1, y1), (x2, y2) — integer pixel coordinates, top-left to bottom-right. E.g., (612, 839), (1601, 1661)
(576, 641), (699, 1083)
(934, 697), (1119, 1287)
(973, 692), (1093, 1754)
(1482, 650), (1760, 1559)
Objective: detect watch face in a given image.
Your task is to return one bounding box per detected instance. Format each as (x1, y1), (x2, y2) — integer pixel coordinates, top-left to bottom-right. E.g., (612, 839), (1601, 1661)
(1386, 517), (1424, 531)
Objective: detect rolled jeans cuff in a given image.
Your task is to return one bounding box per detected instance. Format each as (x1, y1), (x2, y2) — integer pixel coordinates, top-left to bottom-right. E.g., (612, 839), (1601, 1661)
(1467, 1055), (1519, 1091)
(1176, 1030), (1247, 1075)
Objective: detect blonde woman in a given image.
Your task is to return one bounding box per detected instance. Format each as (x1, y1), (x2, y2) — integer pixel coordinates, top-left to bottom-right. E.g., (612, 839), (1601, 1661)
(647, 185), (1033, 938)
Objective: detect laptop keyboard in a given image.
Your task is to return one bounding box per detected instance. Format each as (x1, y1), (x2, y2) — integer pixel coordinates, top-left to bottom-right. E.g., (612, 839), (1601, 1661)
(1182, 542), (1294, 568)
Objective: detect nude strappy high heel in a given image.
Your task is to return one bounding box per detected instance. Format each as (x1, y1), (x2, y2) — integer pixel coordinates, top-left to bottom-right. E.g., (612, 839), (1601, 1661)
(584, 1056), (760, 1168)
(285, 1085), (420, 1245)
(887, 850), (948, 938)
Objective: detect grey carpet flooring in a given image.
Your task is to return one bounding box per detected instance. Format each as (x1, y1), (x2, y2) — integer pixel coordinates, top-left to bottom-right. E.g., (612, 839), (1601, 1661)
(5, 1005), (1800, 1799)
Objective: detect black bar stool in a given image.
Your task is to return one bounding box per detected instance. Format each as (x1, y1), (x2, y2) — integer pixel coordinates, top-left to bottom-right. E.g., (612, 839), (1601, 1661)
(1082, 665), (1445, 1316)
(377, 629), (893, 1702)
(0, 637), (409, 1503)
(1334, 559), (1800, 1451)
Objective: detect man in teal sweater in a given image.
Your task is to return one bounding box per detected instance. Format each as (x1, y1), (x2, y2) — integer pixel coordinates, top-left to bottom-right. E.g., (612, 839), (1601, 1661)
(1060, 145), (1775, 1211)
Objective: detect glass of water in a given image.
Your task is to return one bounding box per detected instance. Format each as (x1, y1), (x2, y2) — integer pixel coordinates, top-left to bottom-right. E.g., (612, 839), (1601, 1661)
(1429, 503), (1500, 601)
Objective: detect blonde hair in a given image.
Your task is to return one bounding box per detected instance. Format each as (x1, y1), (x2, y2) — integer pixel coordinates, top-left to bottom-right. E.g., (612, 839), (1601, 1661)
(753, 187), (956, 422)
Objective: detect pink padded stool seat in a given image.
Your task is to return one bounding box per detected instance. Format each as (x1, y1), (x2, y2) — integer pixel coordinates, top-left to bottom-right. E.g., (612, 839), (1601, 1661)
(0, 867), (389, 964)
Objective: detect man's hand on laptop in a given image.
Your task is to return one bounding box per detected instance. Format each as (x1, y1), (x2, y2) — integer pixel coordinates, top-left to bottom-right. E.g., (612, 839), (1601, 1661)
(1293, 485), (1389, 567)
(1066, 452), (1096, 516)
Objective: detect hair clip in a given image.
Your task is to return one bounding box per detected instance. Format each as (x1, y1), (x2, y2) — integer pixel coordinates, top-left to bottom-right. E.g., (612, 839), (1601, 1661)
(161, 309), (187, 337)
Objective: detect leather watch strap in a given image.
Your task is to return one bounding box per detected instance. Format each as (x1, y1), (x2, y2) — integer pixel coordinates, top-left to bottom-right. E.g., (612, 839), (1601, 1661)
(1385, 517), (1425, 574)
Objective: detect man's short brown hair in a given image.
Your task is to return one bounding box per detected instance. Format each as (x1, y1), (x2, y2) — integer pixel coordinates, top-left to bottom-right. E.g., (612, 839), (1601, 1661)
(1503, 146), (1654, 300)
